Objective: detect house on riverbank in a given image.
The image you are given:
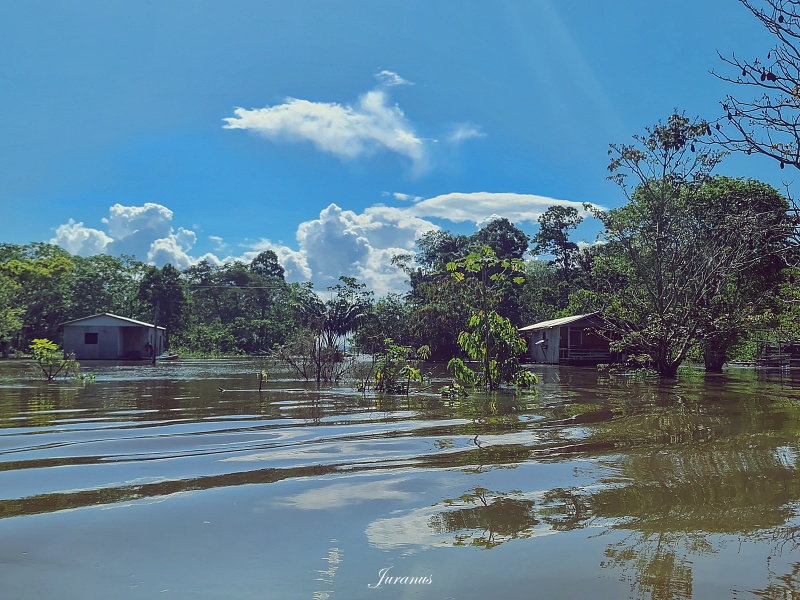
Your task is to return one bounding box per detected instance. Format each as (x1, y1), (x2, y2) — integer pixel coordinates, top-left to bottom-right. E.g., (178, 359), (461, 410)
(519, 313), (619, 365)
(63, 313), (165, 360)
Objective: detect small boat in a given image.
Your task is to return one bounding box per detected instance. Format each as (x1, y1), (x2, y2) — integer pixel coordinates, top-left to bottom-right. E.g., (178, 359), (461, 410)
(156, 353), (179, 361)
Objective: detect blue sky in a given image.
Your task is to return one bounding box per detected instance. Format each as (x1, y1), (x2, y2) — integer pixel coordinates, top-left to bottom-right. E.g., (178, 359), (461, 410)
(0, 0), (788, 294)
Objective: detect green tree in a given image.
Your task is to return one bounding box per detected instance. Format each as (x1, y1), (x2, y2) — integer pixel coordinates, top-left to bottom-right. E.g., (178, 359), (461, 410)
(249, 250), (285, 279)
(68, 254), (148, 320)
(29, 338), (80, 380)
(138, 264), (188, 348)
(446, 246), (535, 390)
(530, 206), (586, 311)
(394, 220), (533, 360)
(691, 176), (793, 370)
(531, 206), (584, 281)
(471, 217), (529, 261)
(516, 260), (562, 326)
(352, 293), (415, 353)
(280, 277), (372, 382)
(0, 244), (75, 347)
(0, 271), (23, 355)
(590, 113), (787, 376)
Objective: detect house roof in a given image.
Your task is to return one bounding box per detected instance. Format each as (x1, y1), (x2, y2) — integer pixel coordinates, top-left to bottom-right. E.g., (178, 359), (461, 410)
(63, 313), (166, 330)
(518, 313), (598, 333)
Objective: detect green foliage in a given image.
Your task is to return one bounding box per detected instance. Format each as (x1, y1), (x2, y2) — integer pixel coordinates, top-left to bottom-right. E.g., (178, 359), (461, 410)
(373, 338), (430, 395)
(29, 338), (81, 380)
(394, 219), (532, 360)
(138, 264), (188, 347)
(446, 246), (536, 390)
(585, 113), (792, 376)
(447, 310), (536, 390)
(352, 293), (415, 353)
(180, 257), (297, 354)
(0, 271), (23, 346)
(1, 244), (76, 348)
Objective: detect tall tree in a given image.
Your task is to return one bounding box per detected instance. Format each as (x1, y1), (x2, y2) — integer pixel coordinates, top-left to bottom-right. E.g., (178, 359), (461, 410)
(471, 217), (529, 260)
(531, 205), (585, 309)
(249, 250), (285, 279)
(691, 176), (793, 370)
(531, 206), (584, 277)
(588, 113), (783, 377)
(68, 254), (148, 320)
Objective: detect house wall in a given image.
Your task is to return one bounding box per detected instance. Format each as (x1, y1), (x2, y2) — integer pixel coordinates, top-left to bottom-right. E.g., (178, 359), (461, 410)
(525, 318), (614, 365)
(528, 328), (560, 364)
(63, 325), (122, 360)
(64, 325), (164, 359)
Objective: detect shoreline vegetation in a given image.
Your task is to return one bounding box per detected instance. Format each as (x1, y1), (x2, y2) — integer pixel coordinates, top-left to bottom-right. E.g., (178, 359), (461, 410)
(3, 114), (800, 379)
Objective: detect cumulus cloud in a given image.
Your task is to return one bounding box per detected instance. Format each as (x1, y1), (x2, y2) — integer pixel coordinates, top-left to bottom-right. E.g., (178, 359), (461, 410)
(52, 203), (200, 268)
(247, 203), (437, 296)
(147, 227), (197, 270)
(406, 192), (595, 225)
(103, 203), (173, 240)
(50, 190), (594, 295)
(51, 219), (112, 256)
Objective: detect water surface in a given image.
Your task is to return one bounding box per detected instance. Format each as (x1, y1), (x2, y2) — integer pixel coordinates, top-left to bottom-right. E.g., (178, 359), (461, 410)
(1, 359), (799, 599)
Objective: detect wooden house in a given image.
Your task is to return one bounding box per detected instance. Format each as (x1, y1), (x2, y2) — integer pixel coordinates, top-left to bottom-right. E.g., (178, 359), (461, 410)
(63, 313), (165, 360)
(519, 313), (618, 365)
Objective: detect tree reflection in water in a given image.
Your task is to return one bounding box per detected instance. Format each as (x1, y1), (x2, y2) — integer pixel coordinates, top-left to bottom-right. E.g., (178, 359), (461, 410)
(420, 393), (800, 600)
(428, 487), (539, 549)
(735, 560), (800, 600)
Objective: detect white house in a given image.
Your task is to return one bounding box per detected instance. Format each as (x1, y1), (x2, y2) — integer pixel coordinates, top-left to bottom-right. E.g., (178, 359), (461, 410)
(63, 313), (165, 360)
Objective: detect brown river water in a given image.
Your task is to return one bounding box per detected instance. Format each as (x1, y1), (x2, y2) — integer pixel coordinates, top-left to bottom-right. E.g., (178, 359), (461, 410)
(1, 359), (800, 600)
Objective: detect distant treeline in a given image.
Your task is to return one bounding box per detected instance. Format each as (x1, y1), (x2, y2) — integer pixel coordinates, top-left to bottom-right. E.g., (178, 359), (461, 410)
(3, 145), (800, 377)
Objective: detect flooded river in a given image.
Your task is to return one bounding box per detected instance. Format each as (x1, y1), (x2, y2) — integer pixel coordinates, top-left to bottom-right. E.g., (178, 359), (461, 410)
(1, 359), (800, 599)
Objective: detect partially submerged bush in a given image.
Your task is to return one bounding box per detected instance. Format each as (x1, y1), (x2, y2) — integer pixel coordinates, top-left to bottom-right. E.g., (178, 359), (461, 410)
(29, 338), (81, 380)
(373, 339), (430, 395)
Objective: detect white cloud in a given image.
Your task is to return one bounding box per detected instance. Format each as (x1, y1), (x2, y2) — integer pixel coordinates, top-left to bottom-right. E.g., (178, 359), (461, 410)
(576, 239), (606, 250)
(103, 202), (173, 240)
(223, 72), (488, 175)
(146, 227), (197, 270)
(446, 123), (485, 144)
(224, 90), (427, 172)
(208, 235), (227, 252)
(53, 203), (202, 269)
(51, 219), (112, 256)
(375, 70), (413, 87)
(407, 192), (595, 225)
(248, 203), (437, 296)
(50, 190), (594, 296)
(387, 192), (423, 202)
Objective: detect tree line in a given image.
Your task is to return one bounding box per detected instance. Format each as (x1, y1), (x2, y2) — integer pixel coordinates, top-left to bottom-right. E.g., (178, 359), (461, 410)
(1, 142), (797, 379)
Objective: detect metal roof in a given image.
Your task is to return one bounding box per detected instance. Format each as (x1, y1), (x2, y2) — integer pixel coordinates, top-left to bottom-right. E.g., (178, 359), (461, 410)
(518, 313), (598, 332)
(62, 313), (165, 329)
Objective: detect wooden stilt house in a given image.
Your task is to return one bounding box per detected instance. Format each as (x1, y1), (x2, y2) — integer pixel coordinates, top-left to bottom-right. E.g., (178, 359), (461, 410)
(519, 313), (619, 365)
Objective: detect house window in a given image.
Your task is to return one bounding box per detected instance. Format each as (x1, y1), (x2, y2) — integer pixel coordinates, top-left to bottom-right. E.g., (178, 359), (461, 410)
(570, 328), (582, 346)
(84, 332), (98, 345)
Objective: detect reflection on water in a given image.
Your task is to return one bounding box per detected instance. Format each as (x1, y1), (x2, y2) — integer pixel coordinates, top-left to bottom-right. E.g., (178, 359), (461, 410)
(1, 360), (800, 599)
